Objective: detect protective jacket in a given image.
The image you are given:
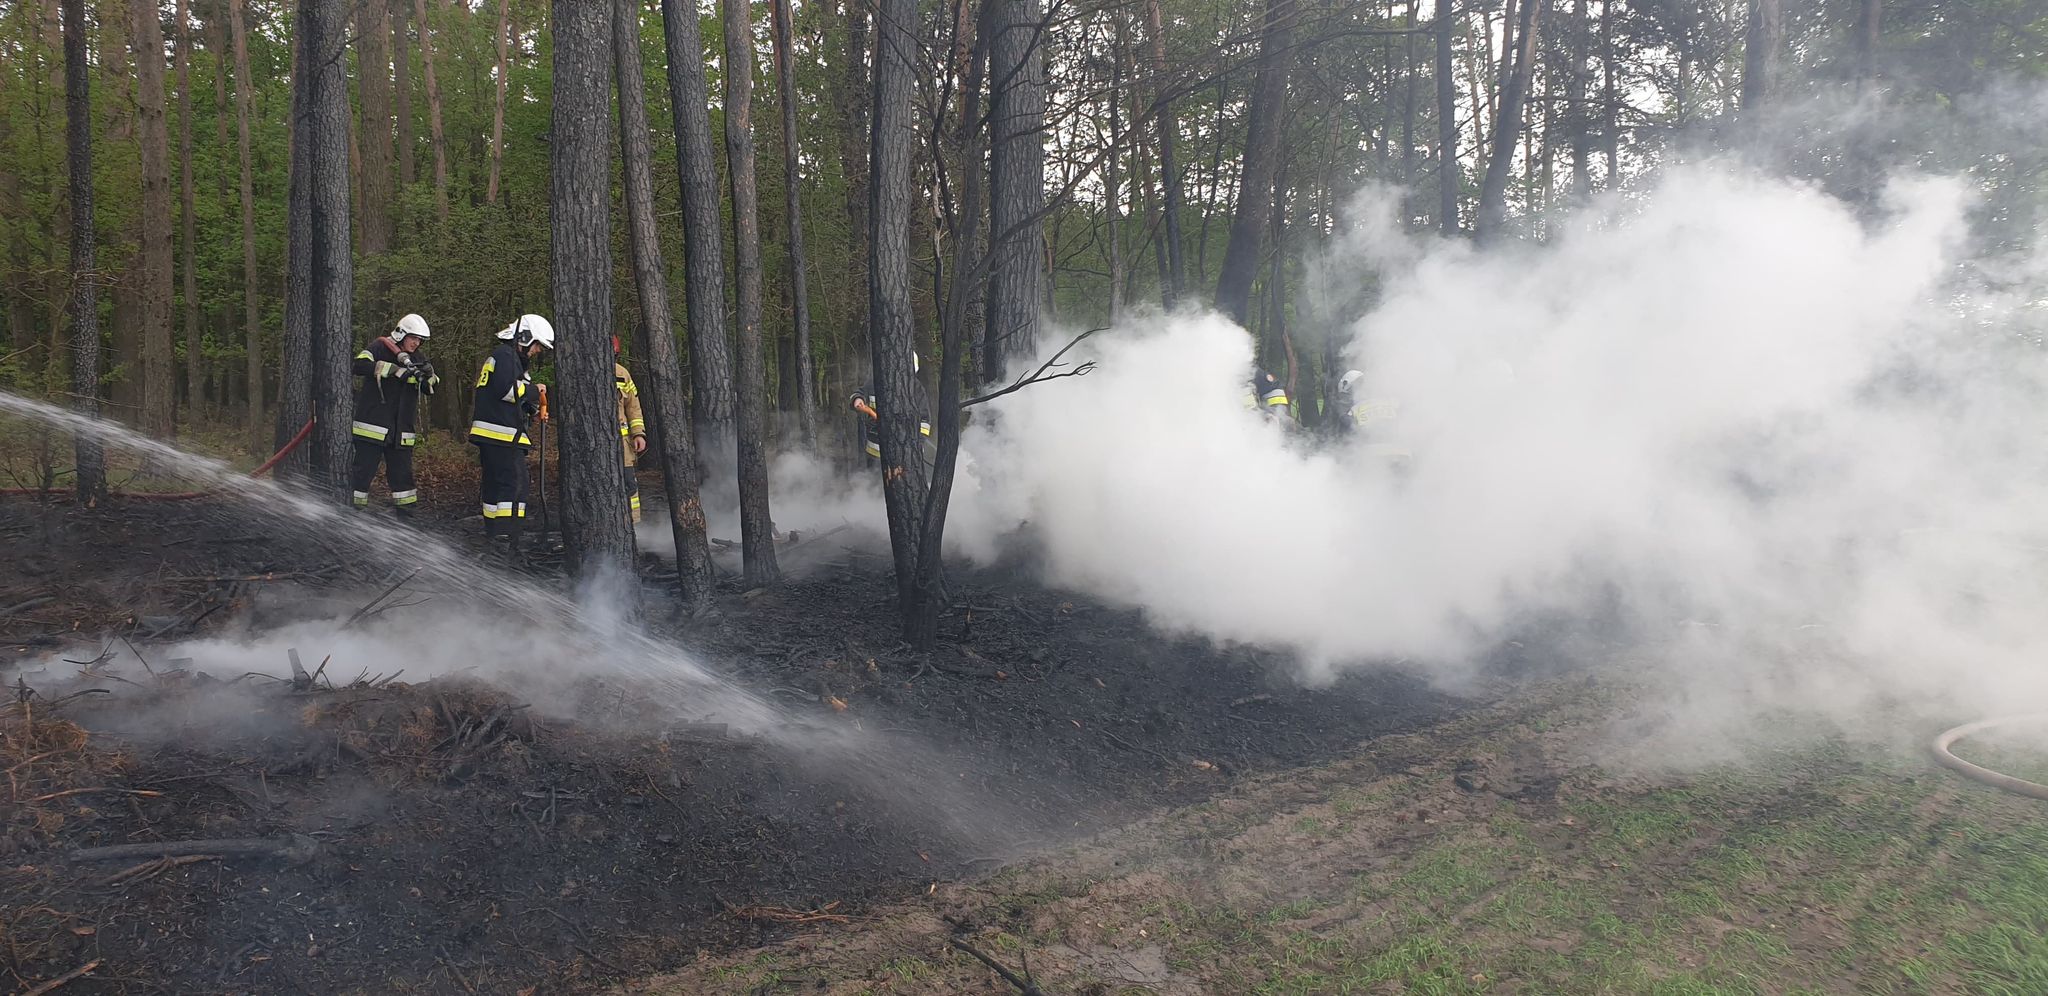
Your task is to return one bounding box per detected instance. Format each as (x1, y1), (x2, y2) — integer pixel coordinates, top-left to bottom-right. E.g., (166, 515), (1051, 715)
(471, 341), (536, 448)
(853, 382), (932, 459)
(616, 363), (646, 467)
(352, 337), (437, 447)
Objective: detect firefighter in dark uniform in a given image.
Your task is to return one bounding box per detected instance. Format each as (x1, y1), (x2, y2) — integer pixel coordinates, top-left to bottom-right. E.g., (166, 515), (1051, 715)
(851, 353), (933, 465)
(350, 313), (438, 516)
(470, 313), (554, 547)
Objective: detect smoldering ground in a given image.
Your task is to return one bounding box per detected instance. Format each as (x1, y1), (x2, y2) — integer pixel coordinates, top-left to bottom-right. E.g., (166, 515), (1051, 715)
(908, 159), (2048, 758)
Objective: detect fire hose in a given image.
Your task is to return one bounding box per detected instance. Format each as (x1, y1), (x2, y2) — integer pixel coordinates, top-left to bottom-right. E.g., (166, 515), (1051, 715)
(1931, 714), (2048, 802)
(0, 414), (318, 500)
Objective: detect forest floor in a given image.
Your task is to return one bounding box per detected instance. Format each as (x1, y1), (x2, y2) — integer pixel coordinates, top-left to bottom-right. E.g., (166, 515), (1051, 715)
(1, 457), (2045, 995)
(0, 459), (1463, 995)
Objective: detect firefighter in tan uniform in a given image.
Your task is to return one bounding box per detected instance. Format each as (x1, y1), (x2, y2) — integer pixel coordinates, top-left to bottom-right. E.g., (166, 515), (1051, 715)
(614, 337), (648, 523)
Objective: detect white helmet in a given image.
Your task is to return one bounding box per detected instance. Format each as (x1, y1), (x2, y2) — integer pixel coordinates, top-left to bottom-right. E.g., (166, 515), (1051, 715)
(395, 313), (431, 340)
(1337, 369), (1365, 394)
(497, 314), (556, 349)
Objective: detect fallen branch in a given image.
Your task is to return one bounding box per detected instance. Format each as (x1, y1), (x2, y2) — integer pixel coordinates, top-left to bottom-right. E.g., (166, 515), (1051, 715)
(100, 853), (220, 885)
(66, 834), (319, 864)
(20, 959), (101, 995)
(28, 787), (163, 803)
(716, 894), (852, 924)
(949, 938), (1046, 995)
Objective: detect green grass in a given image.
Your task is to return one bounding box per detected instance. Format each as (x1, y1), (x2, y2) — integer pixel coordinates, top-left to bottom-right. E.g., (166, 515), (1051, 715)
(1189, 745), (2048, 996)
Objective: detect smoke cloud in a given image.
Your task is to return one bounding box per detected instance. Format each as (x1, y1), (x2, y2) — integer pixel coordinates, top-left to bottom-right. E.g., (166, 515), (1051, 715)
(943, 162), (2048, 739)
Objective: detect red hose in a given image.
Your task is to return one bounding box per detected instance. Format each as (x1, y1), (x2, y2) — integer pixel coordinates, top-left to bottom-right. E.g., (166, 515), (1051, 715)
(0, 417), (318, 500)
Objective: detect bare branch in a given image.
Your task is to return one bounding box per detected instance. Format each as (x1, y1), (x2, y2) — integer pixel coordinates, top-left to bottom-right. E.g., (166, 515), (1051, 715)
(962, 326), (1105, 409)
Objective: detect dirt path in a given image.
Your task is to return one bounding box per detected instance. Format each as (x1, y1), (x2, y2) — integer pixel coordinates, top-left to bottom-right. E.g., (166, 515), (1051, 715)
(627, 682), (2048, 995)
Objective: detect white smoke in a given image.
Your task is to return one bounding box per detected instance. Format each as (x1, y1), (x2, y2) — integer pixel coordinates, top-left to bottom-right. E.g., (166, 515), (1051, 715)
(946, 162), (2048, 732)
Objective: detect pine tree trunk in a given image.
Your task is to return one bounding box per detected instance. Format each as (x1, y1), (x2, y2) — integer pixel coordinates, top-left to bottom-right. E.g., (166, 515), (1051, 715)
(1400, 0), (1418, 190)
(1476, 0), (1543, 241)
(1855, 0), (1881, 86)
(613, 0), (714, 605)
(769, 0), (818, 444)
(1212, 0), (1294, 327)
(357, 0), (395, 268)
(62, 0), (104, 503)
(1738, 0), (1779, 112)
(1601, 0), (1617, 179)
(1570, 0), (1591, 196)
(551, 0), (638, 592)
(133, 0), (177, 437)
(393, 1), (417, 186)
(722, 0), (780, 586)
(307, 0), (356, 498)
(231, 0), (263, 435)
(1106, 15), (1125, 325)
(835, 0), (871, 356)
(414, 0), (450, 221)
(276, 15), (313, 476)
(486, 0), (511, 203)
(1436, 0), (1458, 232)
(175, 0), (203, 417)
(985, 0), (1047, 380)
(870, 0), (926, 609)
(1143, 0), (1184, 307)
(660, 0), (738, 438)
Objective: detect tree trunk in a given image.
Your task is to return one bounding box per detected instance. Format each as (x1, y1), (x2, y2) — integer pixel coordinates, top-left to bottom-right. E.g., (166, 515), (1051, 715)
(393, 0), (417, 186)
(1476, 0), (1543, 241)
(660, 0), (738, 438)
(551, 0), (637, 591)
(613, 0), (713, 603)
(985, 0), (1047, 380)
(414, 0), (450, 221)
(276, 18), (312, 477)
(1212, 0), (1294, 327)
(357, 0), (395, 270)
(1106, 15), (1125, 324)
(231, 0), (263, 435)
(834, 0), (871, 359)
(1143, 0), (1184, 306)
(1437, 0), (1457, 233)
(133, 0), (177, 437)
(486, 0), (511, 203)
(1601, 0), (1616, 179)
(175, 0), (203, 417)
(1570, 0), (1590, 197)
(905, 0), (994, 649)
(769, 0), (818, 445)
(307, 0), (356, 498)
(870, 0), (926, 610)
(721, 0), (780, 586)
(62, 0), (104, 503)
(1400, 0), (1418, 191)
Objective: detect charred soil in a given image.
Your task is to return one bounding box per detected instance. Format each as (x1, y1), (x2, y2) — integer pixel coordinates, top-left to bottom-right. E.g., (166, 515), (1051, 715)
(0, 487), (1460, 994)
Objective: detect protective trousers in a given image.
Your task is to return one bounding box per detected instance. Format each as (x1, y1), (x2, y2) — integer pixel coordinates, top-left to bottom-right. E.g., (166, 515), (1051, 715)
(350, 440), (418, 515)
(624, 464), (641, 523)
(476, 443), (528, 541)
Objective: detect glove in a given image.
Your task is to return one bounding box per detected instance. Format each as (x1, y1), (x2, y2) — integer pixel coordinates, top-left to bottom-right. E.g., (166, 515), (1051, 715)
(520, 398), (540, 419)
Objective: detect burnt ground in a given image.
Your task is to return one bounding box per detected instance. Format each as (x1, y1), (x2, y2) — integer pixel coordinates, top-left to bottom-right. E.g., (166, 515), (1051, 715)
(0, 472), (1465, 995)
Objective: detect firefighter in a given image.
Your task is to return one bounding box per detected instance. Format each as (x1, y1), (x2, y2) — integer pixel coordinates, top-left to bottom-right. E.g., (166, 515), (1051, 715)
(614, 337), (647, 523)
(1334, 368), (1410, 461)
(349, 314), (438, 517)
(1245, 367), (1292, 422)
(470, 313), (554, 547)
(850, 353), (932, 463)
